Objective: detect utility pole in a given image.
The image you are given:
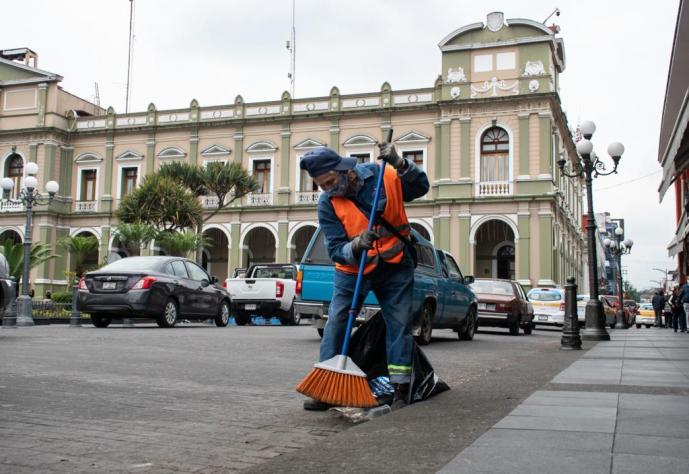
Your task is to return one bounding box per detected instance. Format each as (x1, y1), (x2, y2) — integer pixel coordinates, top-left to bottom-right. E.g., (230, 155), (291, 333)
(125, 0), (135, 113)
(286, 0), (296, 97)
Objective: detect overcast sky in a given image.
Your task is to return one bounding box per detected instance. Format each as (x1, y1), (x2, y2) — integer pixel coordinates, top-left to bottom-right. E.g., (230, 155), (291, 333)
(4, 0), (680, 291)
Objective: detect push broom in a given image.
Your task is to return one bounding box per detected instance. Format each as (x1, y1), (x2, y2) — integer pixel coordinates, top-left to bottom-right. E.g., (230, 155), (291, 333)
(295, 129), (394, 408)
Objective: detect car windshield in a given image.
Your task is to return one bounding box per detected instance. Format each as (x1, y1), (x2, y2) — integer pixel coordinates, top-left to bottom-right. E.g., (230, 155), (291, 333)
(577, 294), (590, 302)
(527, 289), (563, 301)
(640, 303), (653, 310)
(97, 257), (164, 272)
(470, 280), (513, 295)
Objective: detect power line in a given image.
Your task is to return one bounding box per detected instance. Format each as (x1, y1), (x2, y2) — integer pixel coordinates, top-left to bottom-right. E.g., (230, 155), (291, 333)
(592, 169), (661, 192)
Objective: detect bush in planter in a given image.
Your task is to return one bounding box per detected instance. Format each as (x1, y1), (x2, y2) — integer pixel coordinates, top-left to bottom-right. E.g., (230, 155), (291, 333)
(51, 291), (73, 304)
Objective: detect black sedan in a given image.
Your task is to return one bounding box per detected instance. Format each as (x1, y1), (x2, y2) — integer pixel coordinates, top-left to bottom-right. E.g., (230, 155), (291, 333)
(77, 256), (231, 328)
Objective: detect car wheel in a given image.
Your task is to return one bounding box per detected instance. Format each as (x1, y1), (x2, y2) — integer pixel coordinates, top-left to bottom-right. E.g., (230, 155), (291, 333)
(458, 307), (477, 341)
(636, 323), (641, 329)
(215, 300), (230, 327)
(523, 323), (533, 335)
(280, 304), (300, 326)
(90, 313), (111, 328)
(234, 311), (250, 326)
(509, 316), (520, 336)
(415, 303), (434, 346)
(157, 299), (178, 328)
(317, 328), (324, 338)
(645, 324), (651, 328)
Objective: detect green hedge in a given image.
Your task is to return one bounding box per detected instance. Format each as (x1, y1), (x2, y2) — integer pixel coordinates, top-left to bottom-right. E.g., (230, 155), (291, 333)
(51, 291), (73, 304)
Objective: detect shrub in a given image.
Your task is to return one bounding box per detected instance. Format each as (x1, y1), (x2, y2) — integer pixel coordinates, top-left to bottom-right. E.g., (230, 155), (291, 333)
(51, 291), (73, 304)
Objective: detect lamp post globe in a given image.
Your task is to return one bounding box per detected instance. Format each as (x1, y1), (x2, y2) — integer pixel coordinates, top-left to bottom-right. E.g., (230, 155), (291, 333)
(1, 177), (14, 193)
(580, 120), (596, 139)
(576, 139), (593, 156)
(25, 161), (38, 176)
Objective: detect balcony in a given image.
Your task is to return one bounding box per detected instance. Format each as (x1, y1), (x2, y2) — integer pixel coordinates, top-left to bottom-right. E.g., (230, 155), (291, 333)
(477, 181), (511, 197)
(201, 196), (219, 208)
(0, 201), (24, 213)
(246, 193), (273, 206)
(75, 201), (98, 212)
(295, 191), (321, 204)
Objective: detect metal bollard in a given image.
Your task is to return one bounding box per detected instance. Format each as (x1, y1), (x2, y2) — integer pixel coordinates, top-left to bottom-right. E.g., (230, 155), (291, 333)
(561, 276), (582, 350)
(2, 283), (18, 328)
(69, 277), (82, 327)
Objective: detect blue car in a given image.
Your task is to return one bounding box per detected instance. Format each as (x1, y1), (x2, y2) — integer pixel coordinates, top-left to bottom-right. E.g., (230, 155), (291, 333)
(294, 228), (478, 345)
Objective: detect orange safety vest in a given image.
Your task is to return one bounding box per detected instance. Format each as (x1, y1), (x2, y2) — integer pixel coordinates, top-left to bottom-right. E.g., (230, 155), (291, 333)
(331, 165), (411, 275)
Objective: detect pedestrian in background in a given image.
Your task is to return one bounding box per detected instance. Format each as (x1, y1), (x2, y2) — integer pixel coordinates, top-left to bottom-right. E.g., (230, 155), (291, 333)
(670, 287), (686, 332)
(652, 290), (665, 327)
(681, 280), (689, 331)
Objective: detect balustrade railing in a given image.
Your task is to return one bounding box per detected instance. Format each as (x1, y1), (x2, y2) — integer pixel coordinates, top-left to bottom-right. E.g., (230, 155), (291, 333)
(75, 201), (98, 212)
(295, 191), (321, 204)
(246, 193), (273, 206)
(477, 181), (511, 197)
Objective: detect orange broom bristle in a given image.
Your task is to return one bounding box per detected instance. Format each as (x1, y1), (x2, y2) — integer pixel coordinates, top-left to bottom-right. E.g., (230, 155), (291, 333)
(296, 367), (377, 408)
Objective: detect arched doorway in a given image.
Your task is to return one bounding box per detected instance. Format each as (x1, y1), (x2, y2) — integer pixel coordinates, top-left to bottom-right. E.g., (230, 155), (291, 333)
(73, 231), (100, 274)
(410, 222), (431, 241)
(3, 153), (24, 200)
(243, 227), (276, 267)
(474, 220), (515, 279)
(290, 225), (316, 263)
(203, 227), (229, 281)
(0, 229), (22, 245)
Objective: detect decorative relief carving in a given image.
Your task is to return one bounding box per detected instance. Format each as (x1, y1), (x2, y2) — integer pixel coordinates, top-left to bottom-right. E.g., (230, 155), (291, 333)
(523, 60), (546, 76)
(470, 77), (519, 98)
(446, 67), (467, 83)
(450, 86), (461, 99)
(528, 80), (540, 92)
(486, 12), (505, 32)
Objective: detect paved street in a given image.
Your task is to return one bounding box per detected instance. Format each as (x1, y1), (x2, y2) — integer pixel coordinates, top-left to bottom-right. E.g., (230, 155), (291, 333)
(0, 322), (579, 473)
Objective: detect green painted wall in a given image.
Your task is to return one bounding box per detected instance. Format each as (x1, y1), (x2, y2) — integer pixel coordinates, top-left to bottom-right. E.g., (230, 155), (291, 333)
(100, 227), (111, 266)
(518, 115), (530, 175)
(433, 216), (450, 251)
(440, 120), (450, 179)
(436, 182), (473, 199)
(0, 63), (37, 80)
(538, 215), (553, 282)
(146, 135), (155, 175)
(460, 119), (470, 178)
(229, 223), (241, 274)
(234, 131), (243, 165)
(514, 180), (553, 196)
(517, 214), (530, 282)
(330, 119), (340, 154)
(539, 115), (552, 175)
(29, 143), (37, 163)
(102, 143), (114, 213)
(189, 135), (198, 166)
(43, 144), (56, 187)
(434, 121), (442, 182)
(277, 222), (288, 262)
(36, 84), (47, 127)
(278, 127), (291, 206)
(458, 216), (471, 272)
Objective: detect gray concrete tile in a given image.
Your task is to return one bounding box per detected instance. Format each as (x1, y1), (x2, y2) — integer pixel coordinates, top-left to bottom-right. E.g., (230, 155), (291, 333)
(439, 446), (611, 474)
(493, 414), (616, 433)
(511, 404), (617, 420)
(612, 453), (689, 474)
(620, 393), (689, 414)
(616, 412), (689, 437)
(522, 391), (619, 408)
(614, 434), (689, 458)
(472, 428), (614, 452)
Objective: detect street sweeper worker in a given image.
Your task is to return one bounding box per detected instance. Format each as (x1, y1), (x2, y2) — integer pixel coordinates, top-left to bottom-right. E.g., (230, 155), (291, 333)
(299, 141), (429, 410)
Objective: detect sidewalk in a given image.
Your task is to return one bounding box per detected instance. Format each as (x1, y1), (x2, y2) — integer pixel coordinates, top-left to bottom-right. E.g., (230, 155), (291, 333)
(440, 328), (689, 473)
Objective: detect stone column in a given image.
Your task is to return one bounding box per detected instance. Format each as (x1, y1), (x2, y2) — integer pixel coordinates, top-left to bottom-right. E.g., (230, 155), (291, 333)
(518, 113), (530, 177)
(459, 117), (471, 179)
(458, 212), (471, 273)
(538, 112), (553, 176)
(538, 211), (554, 286)
(189, 133), (199, 166)
(517, 212), (531, 288)
(36, 83), (47, 127)
(278, 127), (291, 206)
(43, 143), (57, 187)
(229, 222), (242, 273)
(29, 143), (38, 163)
(233, 131), (244, 166)
(101, 139), (114, 213)
(277, 221), (289, 262)
(329, 120), (340, 154)
(100, 226), (111, 265)
(439, 118), (451, 180)
(146, 135), (155, 175)
(34, 224), (53, 297)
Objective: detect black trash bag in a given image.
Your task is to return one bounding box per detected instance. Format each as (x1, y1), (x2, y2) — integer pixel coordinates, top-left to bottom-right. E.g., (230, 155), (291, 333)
(348, 312), (450, 404)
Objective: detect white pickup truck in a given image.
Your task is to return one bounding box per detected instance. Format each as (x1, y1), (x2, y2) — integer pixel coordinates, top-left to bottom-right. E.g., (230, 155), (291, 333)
(224, 264), (299, 326)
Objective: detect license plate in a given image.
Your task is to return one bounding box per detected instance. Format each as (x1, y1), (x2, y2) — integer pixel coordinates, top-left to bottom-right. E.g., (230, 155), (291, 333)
(244, 304), (257, 310)
(538, 315), (549, 321)
(102, 282), (117, 290)
(478, 303), (486, 310)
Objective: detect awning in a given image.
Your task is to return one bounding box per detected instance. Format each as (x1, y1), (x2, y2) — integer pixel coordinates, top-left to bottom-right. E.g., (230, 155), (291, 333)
(659, 89), (689, 201)
(667, 212), (689, 257)
(668, 235), (684, 257)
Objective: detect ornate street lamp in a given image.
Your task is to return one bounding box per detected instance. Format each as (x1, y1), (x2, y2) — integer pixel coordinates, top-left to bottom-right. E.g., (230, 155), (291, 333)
(558, 120), (625, 341)
(604, 226), (633, 329)
(1, 162), (59, 326)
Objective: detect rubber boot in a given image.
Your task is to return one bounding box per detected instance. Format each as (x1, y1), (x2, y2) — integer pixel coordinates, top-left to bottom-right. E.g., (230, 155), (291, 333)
(391, 383), (410, 410)
(303, 398), (333, 411)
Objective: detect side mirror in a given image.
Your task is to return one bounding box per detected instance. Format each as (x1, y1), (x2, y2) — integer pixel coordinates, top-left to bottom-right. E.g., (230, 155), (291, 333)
(463, 275), (475, 285)
(201, 279), (210, 287)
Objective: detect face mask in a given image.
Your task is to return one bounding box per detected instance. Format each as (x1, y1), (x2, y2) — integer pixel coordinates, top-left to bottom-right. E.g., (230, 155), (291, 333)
(325, 173), (348, 197)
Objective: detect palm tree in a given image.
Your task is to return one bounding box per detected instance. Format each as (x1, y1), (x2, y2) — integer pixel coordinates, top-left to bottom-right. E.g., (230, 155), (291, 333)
(156, 231), (211, 257)
(58, 235), (99, 276)
(112, 223), (157, 256)
(158, 161), (257, 262)
(0, 240), (58, 283)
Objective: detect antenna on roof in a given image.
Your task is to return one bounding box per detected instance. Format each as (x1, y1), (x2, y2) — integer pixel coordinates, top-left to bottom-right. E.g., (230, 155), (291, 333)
(286, 0), (296, 97)
(125, 0), (136, 113)
(543, 7), (560, 24)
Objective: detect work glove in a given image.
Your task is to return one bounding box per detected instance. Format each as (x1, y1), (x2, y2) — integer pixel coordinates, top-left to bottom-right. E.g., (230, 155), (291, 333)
(351, 230), (380, 257)
(377, 142), (406, 170)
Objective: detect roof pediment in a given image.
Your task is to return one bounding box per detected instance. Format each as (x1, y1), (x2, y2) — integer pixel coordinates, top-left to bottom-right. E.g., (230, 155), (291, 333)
(343, 135), (376, 147)
(201, 144), (231, 157)
(0, 57), (61, 86)
(75, 152), (103, 163)
(246, 141), (278, 153)
(395, 131), (431, 144)
(115, 150), (144, 161)
(293, 138), (326, 150)
(157, 146), (186, 159)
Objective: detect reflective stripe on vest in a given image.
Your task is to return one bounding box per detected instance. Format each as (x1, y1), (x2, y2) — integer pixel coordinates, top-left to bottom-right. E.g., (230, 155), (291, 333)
(331, 165), (410, 275)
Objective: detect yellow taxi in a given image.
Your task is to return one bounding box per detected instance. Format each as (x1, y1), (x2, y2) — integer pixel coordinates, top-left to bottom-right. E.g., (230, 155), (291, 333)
(636, 303), (655, 328)
(527, 287), (565, 327)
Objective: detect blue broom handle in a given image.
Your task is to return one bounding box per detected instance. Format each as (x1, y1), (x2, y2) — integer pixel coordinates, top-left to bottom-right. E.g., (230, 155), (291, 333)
(340, 129), (392, 356)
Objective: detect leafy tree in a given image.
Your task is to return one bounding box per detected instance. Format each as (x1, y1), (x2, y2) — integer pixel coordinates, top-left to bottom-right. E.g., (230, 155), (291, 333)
(58, 235), (99, 276)
(0, 240), (58, 283)
(623, 280), (640, 302)
(112, 223), (157, 256)
(156, 230), (211, 257)
(158, 161), (257, 262)
(116, 174), (203, 231)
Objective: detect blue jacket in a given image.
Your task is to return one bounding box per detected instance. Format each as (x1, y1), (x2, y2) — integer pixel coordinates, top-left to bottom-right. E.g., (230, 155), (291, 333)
(681, 283), (689, 303)
(317, 159), (429, 267)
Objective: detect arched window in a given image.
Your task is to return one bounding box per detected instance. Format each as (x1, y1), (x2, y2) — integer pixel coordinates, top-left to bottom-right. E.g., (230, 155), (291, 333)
(480, 127), (509, 182)
(5, 154), (23, 199)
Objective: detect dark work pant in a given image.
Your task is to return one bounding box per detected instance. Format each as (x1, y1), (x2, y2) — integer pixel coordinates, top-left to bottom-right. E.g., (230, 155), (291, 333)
(673, 308), (687, 331)
(654, 309), (663, 327)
